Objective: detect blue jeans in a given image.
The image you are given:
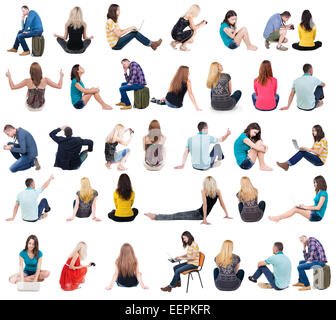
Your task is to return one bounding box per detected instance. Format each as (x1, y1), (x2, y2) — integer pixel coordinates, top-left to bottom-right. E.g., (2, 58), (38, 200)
(170, 262), (196, 288)
(210, 144), (224, 167)
(288, 151), (324, 166)
(314, 86), (324, 106)
(113, 31), (150, 50)
(24, 198), (50, 222)
(252, 266), (284, 290)
(252, 93), (279, 110)
(297, 260), (325, 287)
(8, 142), (35, 173)
(231, 90), (242, 103)
(165, 98), (181, 109)
(119, 82), (144, 106)
(13, 30), (43, 52)
(76, 151), (88, 169)
(214, 268), (245, 282)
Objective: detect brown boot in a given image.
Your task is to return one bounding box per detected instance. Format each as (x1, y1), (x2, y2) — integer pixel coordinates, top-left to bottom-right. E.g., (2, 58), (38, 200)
(174, 281), (181, 288)
(19, 50), (31, 56)
(293, 282), (305, 287)
(160, 285), (172, 292)
(7, 48), (18, 53)
(151, 39), (162, 51)
(277, 161), (289, 171)
(299, 285), (311, 291)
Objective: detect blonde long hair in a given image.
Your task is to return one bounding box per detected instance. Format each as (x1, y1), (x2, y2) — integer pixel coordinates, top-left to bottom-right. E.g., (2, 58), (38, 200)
(216, 240), (233, 267)
(106, 124), (125, 143)
(79, 177), (94, 203)
(69, 241), (87, 261)
(203, 176), (218, 199)
(185, 4), (200, 18)
(206, 62), (222, 89)
(238, 177), (258, 202)
(116, 243), (138, 278)
(67, 7), (84, 30)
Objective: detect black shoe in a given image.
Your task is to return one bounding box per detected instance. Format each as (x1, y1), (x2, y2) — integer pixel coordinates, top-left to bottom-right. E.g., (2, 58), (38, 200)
(150, 97), (157, 103)
(248, 276), (257, 283)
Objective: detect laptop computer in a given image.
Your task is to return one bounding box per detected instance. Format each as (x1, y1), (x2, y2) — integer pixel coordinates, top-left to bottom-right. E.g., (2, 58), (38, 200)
(166, 252), (179, 263)
(137, 20), (144, 31)
(17, 281), (40, 292)
(292, 139), (299, 150)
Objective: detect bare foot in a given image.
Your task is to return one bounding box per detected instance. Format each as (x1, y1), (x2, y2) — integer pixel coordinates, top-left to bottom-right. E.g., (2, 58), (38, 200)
(260, 165), (273, 171)
(247, 45), (258, 51)
(268, 216), (280, 223)
(105, 162), (112, 169)
(144, 213), (156, 220)
(102, 104), (113, 110)
(170, 41), (177, 50)
(117, 164), (127, 171)
(180, 45), (190, 51)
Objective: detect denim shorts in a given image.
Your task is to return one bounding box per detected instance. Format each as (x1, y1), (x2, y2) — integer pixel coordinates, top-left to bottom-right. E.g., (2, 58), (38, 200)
(110, 149), (130, 162)
(73, 99), (85, 109)
(310, 211), (322, 222)
(239, 157), (254, 170)
(24, 270), (36, 276)
(165, 99), (182, 109)
(228, 40), (239, 49)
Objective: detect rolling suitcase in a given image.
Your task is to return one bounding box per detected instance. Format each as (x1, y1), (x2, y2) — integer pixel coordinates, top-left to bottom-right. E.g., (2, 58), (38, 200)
(313, 264), (331, 290)
(32, 35), (45, 57)
(134, 87), (150, 109)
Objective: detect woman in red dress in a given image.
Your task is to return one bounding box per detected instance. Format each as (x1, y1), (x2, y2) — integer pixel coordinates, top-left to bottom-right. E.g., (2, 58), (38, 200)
(59, 241), (94, 291)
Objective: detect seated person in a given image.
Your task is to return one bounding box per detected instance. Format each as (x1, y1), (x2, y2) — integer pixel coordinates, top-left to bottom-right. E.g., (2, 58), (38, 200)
(106, 243), (148, 290)
(281, 63), (325, 111)
(108, 174), (138, 222)
(220, 10), (257, 50)
(248, 242), (291, 290)
(54, 7), (93, 54)
(237, 177), (265, 222)
(175, 122), (230, 170)
(7, 6), (43, 56)
(59, 242), (94, 291)
(292, 10), (322, 51)
(143, 120), (166, 169)
(252, 60), (279, 111)
(277, 125), (327, 170)
(5, 63), (63, 111)
(207, 62), (241, 111)
(214, 240), (244, 291)
(6, 175), (54, 222)
(151, 66), (201, 110)
(269, 176), (328, 223)
(161, 231), (200, 292)
(67, 177), (100, 222)
(49, 126), (94, 170)
(145, 176), (231, 224)
(105, 124), (133, 171)
(234, 123), (272, 171)
(9, 235), (50, 284)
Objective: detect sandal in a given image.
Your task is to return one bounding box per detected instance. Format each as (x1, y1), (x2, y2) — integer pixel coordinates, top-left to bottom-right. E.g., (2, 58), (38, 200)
(179, 45), (190, 51)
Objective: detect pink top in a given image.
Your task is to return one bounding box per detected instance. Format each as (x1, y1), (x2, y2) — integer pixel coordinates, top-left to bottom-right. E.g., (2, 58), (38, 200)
(253, 77), (278, 110)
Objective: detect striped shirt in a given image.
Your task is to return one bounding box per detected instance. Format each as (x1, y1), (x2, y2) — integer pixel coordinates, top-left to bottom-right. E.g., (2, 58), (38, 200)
(313, 138), (328, 163)
(125, 62), (147, 85)
(304, 237), (327, 262)
(106, 19), (120, 48)
(187, 242), (200, 266)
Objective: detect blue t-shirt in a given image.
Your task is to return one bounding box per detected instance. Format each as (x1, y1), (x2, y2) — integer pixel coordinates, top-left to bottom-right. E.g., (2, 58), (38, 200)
(71, 78), (85, 105)
(234, 133), (250, 165)
(314, 191), (328, 218)
(20, 250), (43, 274)
(16, 187), (44, 221)
(219, 22), (234, 47)
(265, 252), (292, 289)
(263, 13), (282, 39)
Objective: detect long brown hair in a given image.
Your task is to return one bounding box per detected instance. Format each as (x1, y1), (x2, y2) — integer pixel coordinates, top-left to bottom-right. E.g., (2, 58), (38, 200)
(148, 120), (162, 144)
(313, 125), (325, 142)
(24, 235), (39, 259)
(116, 174), (133, 200)
(107, 4), (119, 22)
(30, 62), (43, 87)
(314, 176), (327, 194)
(116, 243), (138, 278)
(257, 60), (273, 86)
(181, 231), (194, 248)
(169, 66), (189, 94)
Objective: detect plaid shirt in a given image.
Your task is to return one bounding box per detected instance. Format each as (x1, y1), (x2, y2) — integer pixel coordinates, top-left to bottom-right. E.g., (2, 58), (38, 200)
(304, 237), (327, 262)
(124, 61), (146, 85)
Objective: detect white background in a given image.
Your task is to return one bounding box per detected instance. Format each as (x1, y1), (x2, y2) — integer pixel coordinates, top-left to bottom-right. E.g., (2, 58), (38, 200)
(0, 0), (333, 300)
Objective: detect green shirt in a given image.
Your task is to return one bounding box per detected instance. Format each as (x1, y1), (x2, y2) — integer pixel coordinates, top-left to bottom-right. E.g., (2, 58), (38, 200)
(265, 252), (292, 289)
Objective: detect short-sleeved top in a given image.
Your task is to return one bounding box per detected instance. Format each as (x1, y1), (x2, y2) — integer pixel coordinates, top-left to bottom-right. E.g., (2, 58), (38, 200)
(234, 133), (250, 165)
(314, 191), (328, 218)
(16, 187), (44, 221)
(215, 254), (242, 291)
(187, 242), (200, 266)
(186, 133), (218, 170)
(106, 19), (120, 48)
(263, 13), (282, 39)
(292, 74), (322, 110)
(71, 78), (85, 105)
(265, 252), (292, 289)
(20, 250), (43, 274)
(165, 82), (188, 107)
(198, 195), (218, 217)
(219, 23), (234, 47)
(298, 24), (316, 47)
(211, 74), (236, 110)
(254, 77), (278, 110)
(313, 138), (328, 163)
(76, 190), (98, 218)
(67, 25), (84, 50)
(114, 191), (135, 217)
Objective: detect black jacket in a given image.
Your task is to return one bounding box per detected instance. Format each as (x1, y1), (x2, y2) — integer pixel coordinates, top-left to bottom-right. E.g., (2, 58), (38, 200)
(49, 128), (93, 170)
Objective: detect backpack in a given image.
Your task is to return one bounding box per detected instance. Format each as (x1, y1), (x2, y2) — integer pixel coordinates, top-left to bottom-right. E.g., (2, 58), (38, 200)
(134, 87), (150, 109)
(32, 35), (45, 57)
(145, 144), (164, 166)
(313, 265), (331, 290)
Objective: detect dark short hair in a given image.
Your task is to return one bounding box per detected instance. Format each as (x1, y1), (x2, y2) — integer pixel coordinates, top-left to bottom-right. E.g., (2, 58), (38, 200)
(121, 58), (130, 63)
(197, 122), (208, 132)
(274, 242), (284, 252)
(22, 5), (29, 10)
(4, 124), (15, 131)
(64, 127), (73, 138)
(281, 11), (291, 18)
(303, 63), (313, 73)
(25, 178), (34, 188)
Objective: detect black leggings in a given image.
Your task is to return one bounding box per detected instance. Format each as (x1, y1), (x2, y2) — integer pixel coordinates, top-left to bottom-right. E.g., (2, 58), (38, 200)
(56, 37), (91, 54)
(292, 41), (322, 51)
(108, 209), (138, 222)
